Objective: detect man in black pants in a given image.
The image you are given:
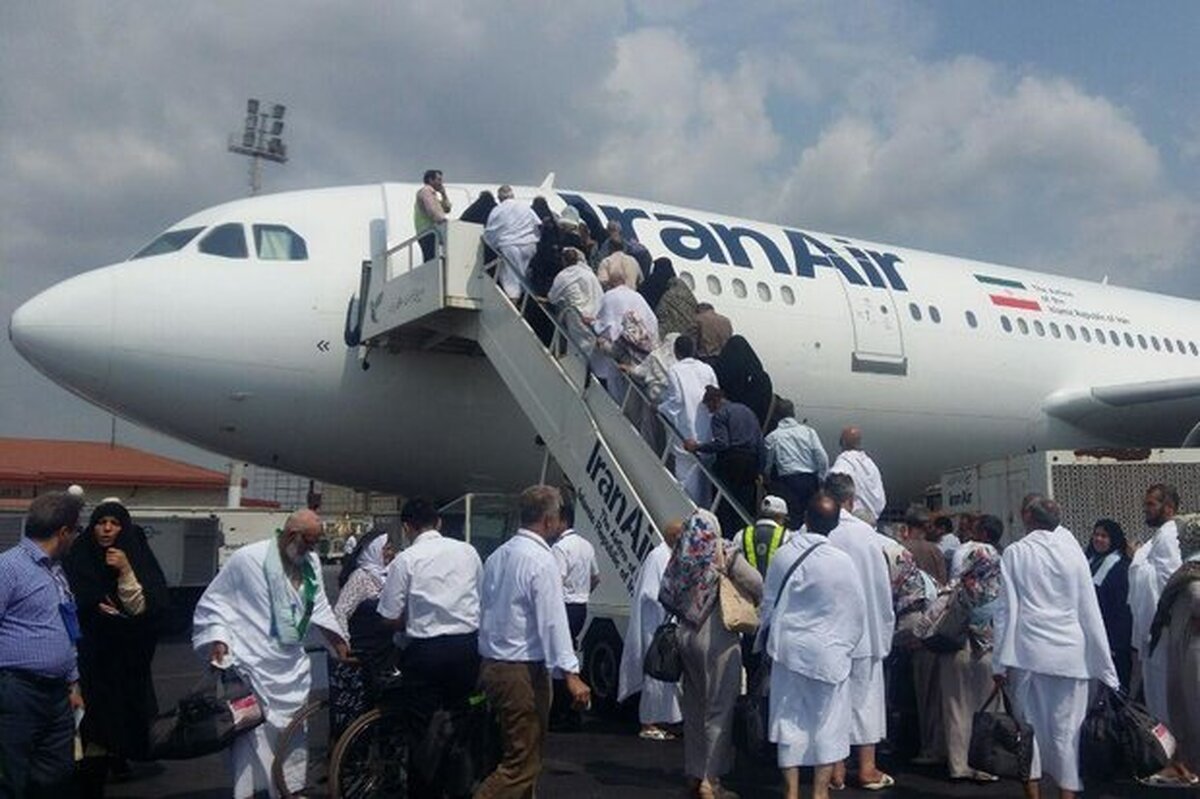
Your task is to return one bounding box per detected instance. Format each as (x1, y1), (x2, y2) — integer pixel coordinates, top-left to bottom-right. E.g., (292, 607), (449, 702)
(0, 492), (85, 799)
(377, 498), (483, 797)
(685, 386), (767, 538)
(549, 501), (599, 731)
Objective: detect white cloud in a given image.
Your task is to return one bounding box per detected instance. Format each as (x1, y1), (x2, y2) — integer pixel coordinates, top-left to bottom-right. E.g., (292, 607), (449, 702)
(581, 27), (781, 209)
(772, 56), (1200, 286)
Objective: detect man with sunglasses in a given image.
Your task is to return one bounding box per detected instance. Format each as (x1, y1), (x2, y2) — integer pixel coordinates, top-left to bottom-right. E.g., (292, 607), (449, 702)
(0, 491), (85, 798)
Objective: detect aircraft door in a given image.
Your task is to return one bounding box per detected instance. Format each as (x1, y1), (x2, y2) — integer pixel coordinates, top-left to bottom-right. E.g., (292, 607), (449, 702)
(838, 280), (908, 376)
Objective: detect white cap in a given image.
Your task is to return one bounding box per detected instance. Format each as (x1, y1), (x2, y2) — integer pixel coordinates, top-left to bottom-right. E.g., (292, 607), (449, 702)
(67, 484), (85, 497)
(761, 495), (788, 517)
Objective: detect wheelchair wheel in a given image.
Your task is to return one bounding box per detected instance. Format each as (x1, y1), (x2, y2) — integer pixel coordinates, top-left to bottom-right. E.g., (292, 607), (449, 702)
(328, 708), (409, 798)
(272, 697), (332, 798)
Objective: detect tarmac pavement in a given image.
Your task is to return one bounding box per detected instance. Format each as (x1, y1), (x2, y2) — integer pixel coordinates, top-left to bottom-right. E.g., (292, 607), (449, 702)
(103, 635), (1175, 799)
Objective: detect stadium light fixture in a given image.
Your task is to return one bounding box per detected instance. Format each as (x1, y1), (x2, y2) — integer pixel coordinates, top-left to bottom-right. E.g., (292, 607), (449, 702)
(228, 97), (289, 195)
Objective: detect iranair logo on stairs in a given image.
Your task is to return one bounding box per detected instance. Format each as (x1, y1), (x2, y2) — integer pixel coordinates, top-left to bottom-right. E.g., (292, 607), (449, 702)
(579, 440), (657, 593)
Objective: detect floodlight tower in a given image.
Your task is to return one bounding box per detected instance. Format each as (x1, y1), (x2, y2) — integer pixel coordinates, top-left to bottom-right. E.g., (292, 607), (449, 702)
(227, 98), (288, 195)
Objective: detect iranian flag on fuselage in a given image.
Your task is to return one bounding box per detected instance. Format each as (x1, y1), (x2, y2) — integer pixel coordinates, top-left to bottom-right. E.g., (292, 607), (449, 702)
(974, 274), (1042, 312)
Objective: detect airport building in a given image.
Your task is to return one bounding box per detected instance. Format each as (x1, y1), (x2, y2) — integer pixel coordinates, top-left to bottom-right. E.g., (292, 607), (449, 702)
(0, 437), (233, 510)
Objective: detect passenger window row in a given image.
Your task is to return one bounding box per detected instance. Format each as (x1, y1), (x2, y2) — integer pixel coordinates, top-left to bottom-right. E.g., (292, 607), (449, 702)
(681, 272), (797, 306)
(677, 276), (1198, 358)
(998, 314), (1198, 356)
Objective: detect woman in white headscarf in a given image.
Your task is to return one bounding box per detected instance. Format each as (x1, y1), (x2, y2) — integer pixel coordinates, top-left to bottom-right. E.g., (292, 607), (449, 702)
(330, 532), (396, 735)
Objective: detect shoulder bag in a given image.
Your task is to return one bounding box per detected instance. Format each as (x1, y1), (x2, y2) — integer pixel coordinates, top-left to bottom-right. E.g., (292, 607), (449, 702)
(718, 547), (760, 634)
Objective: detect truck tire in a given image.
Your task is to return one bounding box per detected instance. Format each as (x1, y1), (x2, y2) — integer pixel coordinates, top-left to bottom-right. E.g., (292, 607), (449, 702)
(581, 618), (623, 718)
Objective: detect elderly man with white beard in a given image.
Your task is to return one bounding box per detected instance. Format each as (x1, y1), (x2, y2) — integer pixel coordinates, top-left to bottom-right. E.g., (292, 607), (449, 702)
(823, 473), (897, 791)
(992, 495), (1119, 799)
(192, 509), (349, 798)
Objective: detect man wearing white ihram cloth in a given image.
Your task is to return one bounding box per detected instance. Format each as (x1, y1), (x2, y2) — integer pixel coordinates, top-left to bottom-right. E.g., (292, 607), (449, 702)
(618, 520), (684, 740)
(758, 493), (866, 799)
(1128, 483), (1183, 723)
(483, 184), (541, 299)
(192, 510), (349, 798)
(828, 426), (886, 524)
(992, 495), (1119, 799)
(824, 474), (897, 790)
(659, 334), (719, 505)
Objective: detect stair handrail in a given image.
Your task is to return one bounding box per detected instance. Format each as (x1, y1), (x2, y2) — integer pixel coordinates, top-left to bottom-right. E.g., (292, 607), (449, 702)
(479, 249), (754, 530)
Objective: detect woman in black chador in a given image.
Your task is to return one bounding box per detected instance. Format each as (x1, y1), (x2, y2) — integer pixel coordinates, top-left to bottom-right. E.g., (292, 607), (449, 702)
(65, 499), (170, 796)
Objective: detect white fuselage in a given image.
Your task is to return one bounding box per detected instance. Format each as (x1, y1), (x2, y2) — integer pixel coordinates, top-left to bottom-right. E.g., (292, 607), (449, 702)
(11, 182), (1200, 506)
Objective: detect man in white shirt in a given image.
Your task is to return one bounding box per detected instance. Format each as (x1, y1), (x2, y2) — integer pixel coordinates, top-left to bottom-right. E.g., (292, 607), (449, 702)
(550, 501), (600, 730)
(829, 426), (886, 524)
(658, 335), (719, 505)
(483, 185), (541, 299)
(1128, 483), (1183, 723)
(763, 399), (828, 522)
(377, 497), (482, 797)
(992, 495), (1119, 799)
(824, 473), (897, 791)
(476, 486), (591, 798)
(758, 493), (866, 799)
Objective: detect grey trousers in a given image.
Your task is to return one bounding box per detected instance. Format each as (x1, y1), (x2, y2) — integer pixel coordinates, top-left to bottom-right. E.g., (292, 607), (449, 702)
(939, 646), (993, 778)
(678, 609), (742, 780)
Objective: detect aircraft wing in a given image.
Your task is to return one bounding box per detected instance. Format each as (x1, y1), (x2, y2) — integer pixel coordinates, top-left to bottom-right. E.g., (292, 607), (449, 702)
(1043, 377), (1200, 445)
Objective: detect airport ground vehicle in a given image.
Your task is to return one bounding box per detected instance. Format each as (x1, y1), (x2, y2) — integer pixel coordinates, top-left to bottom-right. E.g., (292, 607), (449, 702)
(938, 447), (1200, 544)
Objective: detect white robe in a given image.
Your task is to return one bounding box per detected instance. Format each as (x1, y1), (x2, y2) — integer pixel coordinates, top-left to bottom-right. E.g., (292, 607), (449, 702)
(548, 263), (603, 320)
(828, 510), (896, 745)
(659, 358), (718, 504)
(590, 285), (659, 392)
(992, 526), (1118, 792)
(759, 533), (865, 765)
(829, 450), (886, 522)
(483, 199), (541, 298)
(618, 543), (683, 724)
(192, 540), (345, 799)
(1128, 519), (1181, 720)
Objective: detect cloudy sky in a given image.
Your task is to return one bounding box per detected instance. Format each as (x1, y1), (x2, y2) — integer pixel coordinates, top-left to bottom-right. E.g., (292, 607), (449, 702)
(2, 1), (1199, 470)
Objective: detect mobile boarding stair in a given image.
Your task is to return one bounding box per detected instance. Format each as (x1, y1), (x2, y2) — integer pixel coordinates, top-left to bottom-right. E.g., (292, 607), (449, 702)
(349, 217), (752, 708)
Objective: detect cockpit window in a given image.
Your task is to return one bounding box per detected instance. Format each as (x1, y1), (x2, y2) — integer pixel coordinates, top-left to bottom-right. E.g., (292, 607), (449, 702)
(130, 227), (205, 259)
(199, 223), (248, 259)
(253, 224), (308, 260)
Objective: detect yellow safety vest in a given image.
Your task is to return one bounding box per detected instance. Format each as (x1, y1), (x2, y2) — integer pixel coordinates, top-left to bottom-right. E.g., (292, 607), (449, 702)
(743, 523), (785, 572)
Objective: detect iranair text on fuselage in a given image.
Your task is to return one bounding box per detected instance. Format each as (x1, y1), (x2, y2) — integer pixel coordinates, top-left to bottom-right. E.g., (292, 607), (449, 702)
(561, 193), (909, 291)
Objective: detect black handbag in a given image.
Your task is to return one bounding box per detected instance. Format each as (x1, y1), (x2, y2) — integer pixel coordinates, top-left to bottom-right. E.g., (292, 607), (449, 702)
(968, 686), (1034, 780)
(1111, 689), (1176, 778)
(1079, 684), (1124, 782)
(148, 666), (264, 760)
(644, 617), (683, 683)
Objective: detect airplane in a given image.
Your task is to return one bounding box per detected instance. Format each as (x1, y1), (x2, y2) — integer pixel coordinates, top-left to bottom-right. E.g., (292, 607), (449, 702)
(10, 177), (1200, 511)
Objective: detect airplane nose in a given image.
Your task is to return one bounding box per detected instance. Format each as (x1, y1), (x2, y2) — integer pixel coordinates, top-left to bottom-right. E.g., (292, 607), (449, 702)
(9, 268), (115, 399)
